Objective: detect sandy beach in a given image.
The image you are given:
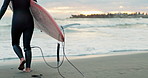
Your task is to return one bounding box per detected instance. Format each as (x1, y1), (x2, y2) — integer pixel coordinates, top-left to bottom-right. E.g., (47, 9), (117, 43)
(0, 52), (148, 78)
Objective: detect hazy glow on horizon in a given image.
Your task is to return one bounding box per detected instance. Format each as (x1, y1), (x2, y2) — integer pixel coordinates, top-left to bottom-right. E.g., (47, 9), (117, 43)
(119, 6), (124, 9)
(109, 11), (136, 14)
(80, 11), (104, 15)
(46, 6), (143, 16)
(41, 0), (148, 18)
(0, 0), (147, 18)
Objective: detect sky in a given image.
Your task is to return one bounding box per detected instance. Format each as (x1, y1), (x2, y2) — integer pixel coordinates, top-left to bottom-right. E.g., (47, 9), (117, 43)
(0, 0), (148, 18)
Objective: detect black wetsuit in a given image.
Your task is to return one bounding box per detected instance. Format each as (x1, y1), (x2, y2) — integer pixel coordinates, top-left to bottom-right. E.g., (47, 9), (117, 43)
(0, 0), (34, 68)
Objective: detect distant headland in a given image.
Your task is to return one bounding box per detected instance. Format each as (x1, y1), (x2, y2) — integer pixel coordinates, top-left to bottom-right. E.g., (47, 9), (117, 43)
(70, 12), (148, 18)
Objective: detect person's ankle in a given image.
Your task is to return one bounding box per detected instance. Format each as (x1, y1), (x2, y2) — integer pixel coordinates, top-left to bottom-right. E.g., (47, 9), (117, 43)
(25, 68), (31, 72)
(20, 58), (25, 61)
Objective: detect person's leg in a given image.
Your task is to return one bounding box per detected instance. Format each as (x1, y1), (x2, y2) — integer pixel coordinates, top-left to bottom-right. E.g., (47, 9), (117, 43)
(13, 45), (23, 59)
(23, 27), (34, 72)
(11, 27), (25, 70)
(24, 50), (32, 72)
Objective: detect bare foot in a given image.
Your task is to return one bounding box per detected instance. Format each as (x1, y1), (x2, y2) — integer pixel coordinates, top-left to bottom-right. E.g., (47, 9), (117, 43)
(18, 58), (26, 70)
(25, 68), (32, 72)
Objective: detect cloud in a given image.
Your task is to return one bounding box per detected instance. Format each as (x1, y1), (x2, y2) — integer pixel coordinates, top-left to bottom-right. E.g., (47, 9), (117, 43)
(0, 0), (147, 18)
(36, 0), (148, 18)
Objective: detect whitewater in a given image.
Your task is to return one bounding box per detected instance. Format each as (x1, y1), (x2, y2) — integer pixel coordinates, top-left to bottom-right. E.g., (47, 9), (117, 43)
(0, 18), (148, 60)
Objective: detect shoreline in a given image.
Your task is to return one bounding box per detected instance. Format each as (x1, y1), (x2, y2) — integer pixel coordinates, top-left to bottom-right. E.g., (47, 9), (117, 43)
(0, 51), (148, 65)
(0, 51), (148, 78)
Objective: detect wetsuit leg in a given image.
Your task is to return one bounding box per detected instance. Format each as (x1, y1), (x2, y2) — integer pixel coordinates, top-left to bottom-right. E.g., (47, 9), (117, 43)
(24, 50), (32, 68)
(11, 28), (24, 59)
(23, 27), (34, 68)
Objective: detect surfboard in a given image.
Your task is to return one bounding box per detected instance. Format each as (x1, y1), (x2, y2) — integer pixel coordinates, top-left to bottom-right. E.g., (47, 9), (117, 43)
(9, 0), (64, 42)
(30, 0), (64, 42)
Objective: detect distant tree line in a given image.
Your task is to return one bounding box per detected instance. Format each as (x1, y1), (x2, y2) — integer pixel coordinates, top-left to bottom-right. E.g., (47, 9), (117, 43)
(70, 12), (148, 18)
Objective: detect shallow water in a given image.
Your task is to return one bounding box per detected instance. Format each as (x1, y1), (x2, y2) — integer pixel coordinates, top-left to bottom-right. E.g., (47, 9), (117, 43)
(0, 18), (148, 60)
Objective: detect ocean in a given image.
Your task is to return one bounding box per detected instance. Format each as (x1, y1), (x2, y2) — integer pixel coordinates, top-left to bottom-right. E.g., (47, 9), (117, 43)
(0, 18), (148, 60)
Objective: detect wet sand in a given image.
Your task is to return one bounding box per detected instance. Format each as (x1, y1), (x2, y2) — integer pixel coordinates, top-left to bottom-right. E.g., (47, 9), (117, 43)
(0, 52), (148, 78)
